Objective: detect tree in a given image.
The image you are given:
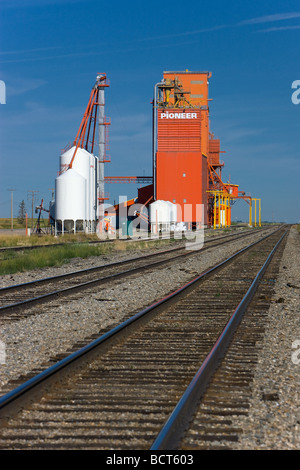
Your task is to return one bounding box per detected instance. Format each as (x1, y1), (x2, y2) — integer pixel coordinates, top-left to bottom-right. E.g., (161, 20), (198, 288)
(18, 200), (26, 224)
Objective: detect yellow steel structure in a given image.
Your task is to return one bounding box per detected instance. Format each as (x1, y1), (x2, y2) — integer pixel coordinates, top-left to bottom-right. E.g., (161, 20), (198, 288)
(208, 191), (261, 229)
(249, 198), (261, 228)
(208, 190), (232, 230)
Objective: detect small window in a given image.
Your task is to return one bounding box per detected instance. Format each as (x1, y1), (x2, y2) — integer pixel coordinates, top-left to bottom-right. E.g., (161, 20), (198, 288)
(182, 172), (186, 177)
(183, 199), (187, 203)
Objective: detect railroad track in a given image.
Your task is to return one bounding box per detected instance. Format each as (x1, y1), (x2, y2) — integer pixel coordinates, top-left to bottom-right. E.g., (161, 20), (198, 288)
(0, 227), (270, 320)
(0, 236), (135, 254)
(0, 225), (254, 254)
(0, 226), (288, 450)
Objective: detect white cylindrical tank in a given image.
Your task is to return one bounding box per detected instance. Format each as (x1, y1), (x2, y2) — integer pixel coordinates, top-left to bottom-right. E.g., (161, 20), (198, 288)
(89, 153), (97, 222)
(60, 146), (91, 179)
(149, 200), (170, 224)
(166, 201), (177, 223)
(60, 146), (97, 223)
(55, 168), (86, 222)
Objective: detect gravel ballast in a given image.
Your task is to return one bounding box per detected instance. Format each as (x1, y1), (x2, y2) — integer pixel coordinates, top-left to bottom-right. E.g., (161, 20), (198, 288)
(0, 226), (299, 450)
(233, 226), (300, 450)
(0, 229), (267, 390)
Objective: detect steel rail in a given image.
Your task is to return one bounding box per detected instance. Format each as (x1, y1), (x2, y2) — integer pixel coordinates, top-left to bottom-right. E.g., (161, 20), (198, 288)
(0, 227), (272, 314)
(0, 235), (173, 253)
(0, 227), (266, 294)
(0, 227), (287, 421)
(0, 225), (258, 253)
(150, 229), (288, 450)
(0, 238), (117, 253)
(0, 233), (189, 254)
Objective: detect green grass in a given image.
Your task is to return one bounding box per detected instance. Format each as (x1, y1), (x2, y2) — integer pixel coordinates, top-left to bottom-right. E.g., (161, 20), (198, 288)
(0, 218), (26, 229)
(0, 244), (109, 275)
(0, 238), (180, 275)
(0, 231), (103, 248)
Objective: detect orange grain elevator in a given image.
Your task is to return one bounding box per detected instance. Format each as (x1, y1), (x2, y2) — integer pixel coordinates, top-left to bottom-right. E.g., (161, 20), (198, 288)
(153, 71), (212, 226)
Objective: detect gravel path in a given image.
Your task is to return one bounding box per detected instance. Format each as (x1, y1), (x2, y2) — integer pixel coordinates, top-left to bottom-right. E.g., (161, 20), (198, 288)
(0, 225), (299, 450)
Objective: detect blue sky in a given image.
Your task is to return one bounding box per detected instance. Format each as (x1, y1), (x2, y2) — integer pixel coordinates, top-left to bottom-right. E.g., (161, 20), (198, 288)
(0, 0), (299, 223)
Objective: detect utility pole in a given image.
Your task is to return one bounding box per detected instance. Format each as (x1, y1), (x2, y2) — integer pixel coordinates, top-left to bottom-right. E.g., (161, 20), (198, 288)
(8, 189), (16, 231)
(27, 190), (39, 229)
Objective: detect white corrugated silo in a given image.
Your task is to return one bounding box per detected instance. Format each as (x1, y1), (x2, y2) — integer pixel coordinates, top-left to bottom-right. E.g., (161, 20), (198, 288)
(55, 168), (86, 233)
(59, 145), (98, 230)
(89, 153), (98, 226)
(149, 200), (172, 232)
(166, 201), (177, 223)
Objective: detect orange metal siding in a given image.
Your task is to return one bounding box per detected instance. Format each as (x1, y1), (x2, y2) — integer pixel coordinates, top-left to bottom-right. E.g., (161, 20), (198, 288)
(156, 151), (207, 224)
(202, 155), (208, 206)
(157, 109), (201, 152)
(201, 110), (209, 157)
(225, 184), (239, 198)
(163, 71), (211, 108)
(154, 71), (214, 224)
(208, 136), (221, 165)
